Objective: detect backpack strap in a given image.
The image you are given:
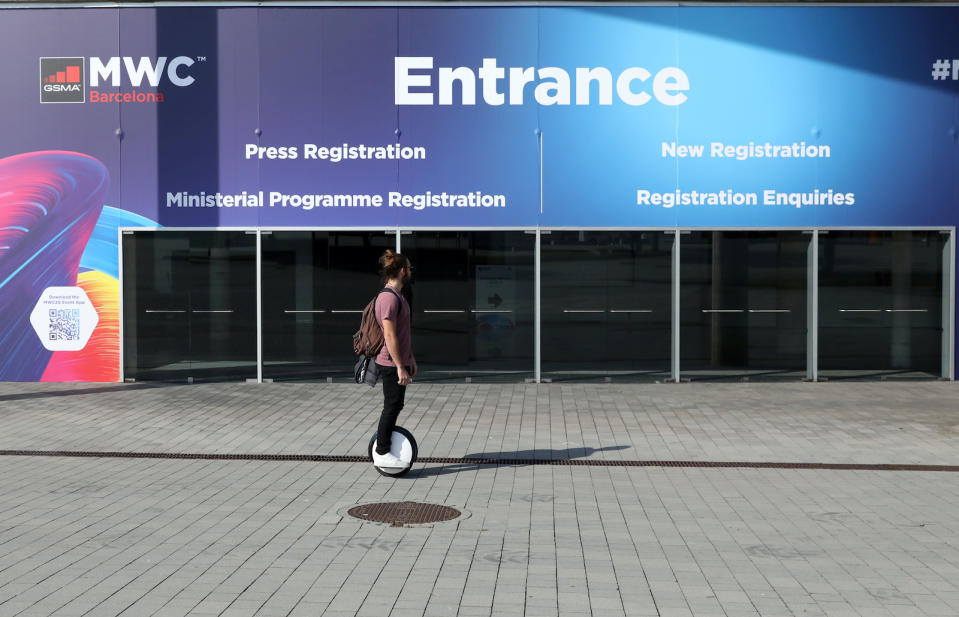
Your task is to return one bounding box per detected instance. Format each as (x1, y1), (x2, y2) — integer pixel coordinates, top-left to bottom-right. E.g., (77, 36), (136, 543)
(378, 286), (403, 314)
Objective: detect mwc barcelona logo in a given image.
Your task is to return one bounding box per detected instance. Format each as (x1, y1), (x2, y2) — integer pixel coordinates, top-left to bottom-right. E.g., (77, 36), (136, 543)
(39, 55), (203, 104)
(40, 57), (85, 103)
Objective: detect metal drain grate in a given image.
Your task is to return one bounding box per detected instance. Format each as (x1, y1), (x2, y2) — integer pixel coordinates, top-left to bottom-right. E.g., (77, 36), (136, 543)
(348, 501), (461, 526)
(0, 451), (957, 472)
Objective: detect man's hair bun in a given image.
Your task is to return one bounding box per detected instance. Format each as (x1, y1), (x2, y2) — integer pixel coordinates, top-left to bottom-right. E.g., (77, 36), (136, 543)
(379, 249), (408, 281)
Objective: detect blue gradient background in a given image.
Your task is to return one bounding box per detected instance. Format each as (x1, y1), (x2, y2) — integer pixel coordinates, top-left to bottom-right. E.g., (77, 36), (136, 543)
(537, 7), (959, 227)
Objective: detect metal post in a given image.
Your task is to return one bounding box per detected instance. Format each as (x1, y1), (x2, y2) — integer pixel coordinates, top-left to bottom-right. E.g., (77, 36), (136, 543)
(256, 230), (263, 384)
(943, 229), (955, 380)
(672, 230), (681, 383)
(118, 229), (126, 382)
(535, 228), (541, 383)
(807, 230), (818, 382)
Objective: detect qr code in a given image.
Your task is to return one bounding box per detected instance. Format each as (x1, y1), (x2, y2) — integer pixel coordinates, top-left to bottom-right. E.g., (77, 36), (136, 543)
(49, 308), (80, 341)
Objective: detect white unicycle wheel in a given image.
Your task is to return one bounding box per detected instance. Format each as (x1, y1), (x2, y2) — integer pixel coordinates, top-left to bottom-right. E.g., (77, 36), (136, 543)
(368, 426), (418, 477)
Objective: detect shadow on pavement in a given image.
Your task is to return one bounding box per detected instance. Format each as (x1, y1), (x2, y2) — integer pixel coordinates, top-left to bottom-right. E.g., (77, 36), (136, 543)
(0, 382), (178, 403)
(408, 445), (630, 478)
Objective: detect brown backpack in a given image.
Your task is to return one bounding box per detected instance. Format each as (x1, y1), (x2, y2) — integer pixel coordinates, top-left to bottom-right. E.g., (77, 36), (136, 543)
(352, 287), (401, 357)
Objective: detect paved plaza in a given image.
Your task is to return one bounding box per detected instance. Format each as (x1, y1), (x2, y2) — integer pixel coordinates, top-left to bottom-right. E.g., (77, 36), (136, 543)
(0, 381), (957, 617)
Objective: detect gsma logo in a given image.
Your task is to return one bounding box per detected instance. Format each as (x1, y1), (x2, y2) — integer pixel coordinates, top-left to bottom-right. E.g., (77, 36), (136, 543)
(40, 57), (85, 103)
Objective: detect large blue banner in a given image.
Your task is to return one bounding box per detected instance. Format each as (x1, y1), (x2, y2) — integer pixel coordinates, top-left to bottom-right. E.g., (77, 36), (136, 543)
(1, 6), (957, 229)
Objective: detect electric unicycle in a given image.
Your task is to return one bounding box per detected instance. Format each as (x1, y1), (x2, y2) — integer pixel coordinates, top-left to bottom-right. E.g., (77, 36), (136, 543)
(368, 426), (418, 477)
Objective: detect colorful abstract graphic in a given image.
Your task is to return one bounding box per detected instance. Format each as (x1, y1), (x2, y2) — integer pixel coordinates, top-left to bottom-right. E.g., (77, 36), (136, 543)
(0, 151), (110, 381)
(42, 206), (157, 382)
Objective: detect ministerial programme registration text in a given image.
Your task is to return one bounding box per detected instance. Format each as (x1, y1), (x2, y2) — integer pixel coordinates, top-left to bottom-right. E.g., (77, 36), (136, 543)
(166, 191), (506, 211)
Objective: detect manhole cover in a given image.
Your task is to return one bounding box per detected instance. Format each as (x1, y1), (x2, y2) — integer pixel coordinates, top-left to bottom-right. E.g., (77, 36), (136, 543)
(347, 502), (461, 526)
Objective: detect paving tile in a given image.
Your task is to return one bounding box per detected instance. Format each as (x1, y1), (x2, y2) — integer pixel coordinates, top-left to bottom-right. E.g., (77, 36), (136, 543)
(0, 382), (957, 617)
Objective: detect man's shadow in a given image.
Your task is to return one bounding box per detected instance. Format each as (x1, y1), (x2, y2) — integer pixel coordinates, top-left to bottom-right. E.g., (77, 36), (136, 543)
(406, 445), (630, 478)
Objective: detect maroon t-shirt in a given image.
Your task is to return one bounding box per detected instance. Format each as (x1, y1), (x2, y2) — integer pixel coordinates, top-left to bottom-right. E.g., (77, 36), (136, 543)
(374, 288), (413, 368)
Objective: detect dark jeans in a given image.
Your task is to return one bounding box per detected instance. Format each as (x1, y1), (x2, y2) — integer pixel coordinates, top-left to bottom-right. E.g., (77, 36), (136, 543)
(375, 364), (406, 455)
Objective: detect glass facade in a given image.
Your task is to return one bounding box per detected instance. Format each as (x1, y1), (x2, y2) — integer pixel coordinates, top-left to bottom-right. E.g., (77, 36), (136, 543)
(121, 229), (954, 383)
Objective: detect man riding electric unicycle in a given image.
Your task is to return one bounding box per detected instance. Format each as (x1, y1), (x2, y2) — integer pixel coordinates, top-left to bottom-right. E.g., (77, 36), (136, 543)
(368, 250), (417, 476)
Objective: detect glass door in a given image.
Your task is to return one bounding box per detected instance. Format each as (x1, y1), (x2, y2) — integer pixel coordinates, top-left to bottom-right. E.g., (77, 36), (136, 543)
(260, 231), (395, 381)
(819, 231), (947, 379)
(402, 231), (535, 382)
(122, 231), (257, 382)
(680, 231), (807, 381)
(541, 231), (672, 381)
